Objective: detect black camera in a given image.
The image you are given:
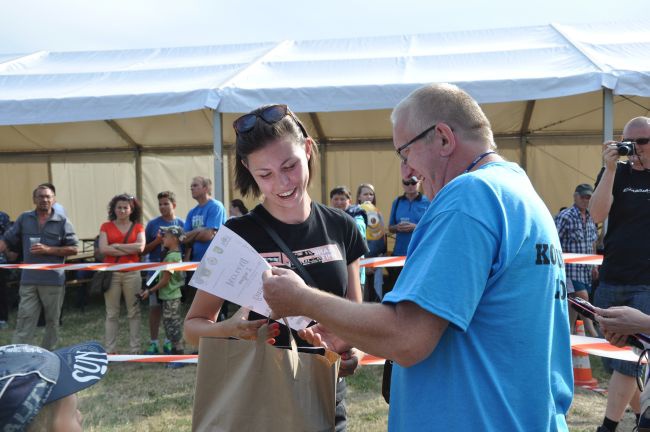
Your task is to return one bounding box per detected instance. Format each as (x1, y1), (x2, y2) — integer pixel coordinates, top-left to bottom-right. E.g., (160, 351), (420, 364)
(616, 141), (635, 156)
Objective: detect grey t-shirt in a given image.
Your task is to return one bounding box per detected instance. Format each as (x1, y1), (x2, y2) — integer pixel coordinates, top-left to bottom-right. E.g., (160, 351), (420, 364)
(2, 210), (78, 285)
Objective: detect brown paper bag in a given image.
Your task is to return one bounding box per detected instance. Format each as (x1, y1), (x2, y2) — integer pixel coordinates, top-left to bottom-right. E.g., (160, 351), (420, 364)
(192, 324), (341, 432)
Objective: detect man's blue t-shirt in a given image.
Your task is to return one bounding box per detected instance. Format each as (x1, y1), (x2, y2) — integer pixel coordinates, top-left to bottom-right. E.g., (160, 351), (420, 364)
(145, 216), (184, 262)
(184, 199), (226, 261)
(383, 162), (573, 431)
(388, 193), (430, 256)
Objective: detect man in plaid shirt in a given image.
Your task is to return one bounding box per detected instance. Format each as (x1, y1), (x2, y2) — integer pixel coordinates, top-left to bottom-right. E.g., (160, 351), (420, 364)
(555, 183), (599, 336)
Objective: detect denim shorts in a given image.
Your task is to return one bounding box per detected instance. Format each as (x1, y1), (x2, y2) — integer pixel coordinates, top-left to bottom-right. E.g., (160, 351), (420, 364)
(571, 279), (591, 294)
(594, 281), (650, 377)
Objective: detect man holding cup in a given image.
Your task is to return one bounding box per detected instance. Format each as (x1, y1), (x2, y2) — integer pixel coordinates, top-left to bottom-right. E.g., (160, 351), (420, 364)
(0, 184), (78, 349)
(386, 176), (429, 296)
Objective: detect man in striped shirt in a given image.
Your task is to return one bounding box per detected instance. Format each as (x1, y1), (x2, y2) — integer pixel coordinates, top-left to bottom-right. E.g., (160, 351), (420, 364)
(555, 183), (599, 336)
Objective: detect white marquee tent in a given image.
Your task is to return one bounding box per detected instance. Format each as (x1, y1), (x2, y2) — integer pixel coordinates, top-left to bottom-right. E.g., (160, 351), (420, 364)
(1, 21), (650, 239)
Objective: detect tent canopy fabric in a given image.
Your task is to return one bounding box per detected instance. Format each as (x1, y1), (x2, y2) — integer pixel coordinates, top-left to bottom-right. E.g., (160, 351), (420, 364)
(2, 22), (650, 128)
(2, 21), (650, 240)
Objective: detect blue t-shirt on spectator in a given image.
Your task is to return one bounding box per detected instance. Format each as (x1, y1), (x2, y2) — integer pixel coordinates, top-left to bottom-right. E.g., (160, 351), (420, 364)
(388, 193), (429, 256)
(184, 199), (226, 261)
(145, 216), (184, 263)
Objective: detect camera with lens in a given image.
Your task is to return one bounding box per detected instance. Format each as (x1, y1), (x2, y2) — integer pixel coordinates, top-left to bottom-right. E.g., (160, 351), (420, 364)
(616, 141), (635, 156)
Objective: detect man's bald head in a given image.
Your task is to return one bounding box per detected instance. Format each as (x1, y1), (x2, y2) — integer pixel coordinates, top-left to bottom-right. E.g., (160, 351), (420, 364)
(623, 117), (650, 138)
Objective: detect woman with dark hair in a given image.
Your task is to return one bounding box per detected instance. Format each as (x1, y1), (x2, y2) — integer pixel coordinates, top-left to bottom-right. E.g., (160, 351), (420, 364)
(99, 193), (145, 354)
(229, 198), (249, 217)
(185, 104), (367, 430)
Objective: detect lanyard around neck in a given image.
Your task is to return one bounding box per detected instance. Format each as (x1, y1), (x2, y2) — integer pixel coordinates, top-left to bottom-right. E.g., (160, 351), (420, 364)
(464, 151), (496, 174)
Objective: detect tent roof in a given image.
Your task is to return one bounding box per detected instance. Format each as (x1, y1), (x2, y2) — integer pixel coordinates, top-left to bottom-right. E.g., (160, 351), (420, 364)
(2, 21), (650, 128)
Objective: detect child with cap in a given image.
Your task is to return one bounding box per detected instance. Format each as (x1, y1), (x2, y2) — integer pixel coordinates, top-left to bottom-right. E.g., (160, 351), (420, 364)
(139, 225), (186, 360)
(0, 341), (108, 431)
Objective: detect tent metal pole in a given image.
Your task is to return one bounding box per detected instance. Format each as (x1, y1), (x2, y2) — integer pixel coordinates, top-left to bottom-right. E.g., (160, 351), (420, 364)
(519, 100), (535, 171)
(213, 111), (224, 203)
(603, 88), (614, 142)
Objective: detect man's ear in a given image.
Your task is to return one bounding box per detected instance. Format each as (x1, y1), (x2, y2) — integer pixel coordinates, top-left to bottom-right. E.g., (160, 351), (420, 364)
(438, 123), (455, 158)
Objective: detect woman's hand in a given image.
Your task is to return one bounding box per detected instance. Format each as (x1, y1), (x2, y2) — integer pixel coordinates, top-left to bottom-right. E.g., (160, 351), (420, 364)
(338, 348), (364, 377)
(594, 305), (650, 335)
(222, 307), (280, 343)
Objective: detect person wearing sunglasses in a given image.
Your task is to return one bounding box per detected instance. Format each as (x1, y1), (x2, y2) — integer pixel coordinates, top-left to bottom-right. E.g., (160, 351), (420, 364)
(385, 176), (429, 297)
(184, 104), (368, 431)
(589, 117), (650, 432)
(262, 84), (572, 431)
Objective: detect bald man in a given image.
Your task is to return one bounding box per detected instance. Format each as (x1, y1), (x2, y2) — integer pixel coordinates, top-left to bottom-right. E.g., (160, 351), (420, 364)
(589, 117), (650, 432)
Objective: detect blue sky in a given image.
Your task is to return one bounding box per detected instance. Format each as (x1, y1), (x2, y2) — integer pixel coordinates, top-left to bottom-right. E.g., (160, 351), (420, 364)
(0, 0), (646, 54)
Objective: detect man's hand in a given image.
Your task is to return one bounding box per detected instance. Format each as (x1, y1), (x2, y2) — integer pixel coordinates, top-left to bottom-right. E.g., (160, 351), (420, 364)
(262, 267), (311, 319)
(397, 221), (416, 233)
(298, 323), (353, 353)
(30, 243), (50, 255)
(602, 141), (620, 172)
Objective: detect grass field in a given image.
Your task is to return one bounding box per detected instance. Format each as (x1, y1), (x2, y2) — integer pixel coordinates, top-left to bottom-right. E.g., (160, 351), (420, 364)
(0, 287), (641, 431)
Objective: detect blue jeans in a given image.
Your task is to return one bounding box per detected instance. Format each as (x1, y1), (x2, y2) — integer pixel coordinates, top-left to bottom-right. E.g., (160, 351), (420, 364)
(594, 281), (650, 376)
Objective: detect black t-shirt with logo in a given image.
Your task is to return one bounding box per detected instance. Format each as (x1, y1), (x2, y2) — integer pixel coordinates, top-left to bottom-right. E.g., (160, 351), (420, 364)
(224, 201), (368, 346)
(597, 161), (650, 284)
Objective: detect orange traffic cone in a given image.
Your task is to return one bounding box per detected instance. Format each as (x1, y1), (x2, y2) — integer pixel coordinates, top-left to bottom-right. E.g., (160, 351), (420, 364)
(572, 319), (599, 388)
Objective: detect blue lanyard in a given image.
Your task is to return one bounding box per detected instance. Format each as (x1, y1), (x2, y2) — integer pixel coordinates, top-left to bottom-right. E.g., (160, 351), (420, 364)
(464, 151), (496, 173)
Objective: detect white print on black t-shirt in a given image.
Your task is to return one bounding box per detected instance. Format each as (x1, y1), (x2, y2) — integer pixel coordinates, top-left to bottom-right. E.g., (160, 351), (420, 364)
(260, 244), (343, 268)
(623, 187), (650, 194)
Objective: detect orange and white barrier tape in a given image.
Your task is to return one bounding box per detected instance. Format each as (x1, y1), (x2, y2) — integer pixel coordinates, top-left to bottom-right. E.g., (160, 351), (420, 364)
(107, 352), (386, 366)
(0, 262), (199, 272)
(0, 253), (603, 272)
(105, 335), (640, 366)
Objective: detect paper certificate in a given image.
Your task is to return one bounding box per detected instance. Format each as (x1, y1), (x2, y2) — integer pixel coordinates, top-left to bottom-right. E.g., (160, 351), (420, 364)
(189, 225), (312, 330)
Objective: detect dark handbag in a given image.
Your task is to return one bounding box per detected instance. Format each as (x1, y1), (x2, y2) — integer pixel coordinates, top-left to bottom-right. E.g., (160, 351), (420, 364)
(96, 223), (136, 293)
(95, 272), (113, 293)
(382, 359), (393, 404)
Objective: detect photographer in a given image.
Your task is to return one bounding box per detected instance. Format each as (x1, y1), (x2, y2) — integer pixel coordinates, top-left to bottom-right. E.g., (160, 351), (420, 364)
(590, 116), (650, 432)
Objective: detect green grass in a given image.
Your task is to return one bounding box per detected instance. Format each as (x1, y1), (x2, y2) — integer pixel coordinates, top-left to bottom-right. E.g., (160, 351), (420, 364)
(0, 287), (635, 431)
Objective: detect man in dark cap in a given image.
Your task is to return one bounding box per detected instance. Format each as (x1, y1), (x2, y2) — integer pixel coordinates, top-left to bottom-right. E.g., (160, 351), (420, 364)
(555, 183), (599, 336)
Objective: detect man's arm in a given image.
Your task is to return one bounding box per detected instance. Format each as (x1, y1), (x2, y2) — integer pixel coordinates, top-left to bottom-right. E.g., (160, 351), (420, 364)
(30, 244), (77, 257)
(589, 143), (618, 223)
(263, 267), (447, 367)
(142, 237), (161, 255)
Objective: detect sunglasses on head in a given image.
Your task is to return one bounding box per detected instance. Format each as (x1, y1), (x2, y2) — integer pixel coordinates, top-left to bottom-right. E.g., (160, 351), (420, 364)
(233, 104), (308, 138)
(623, 137), (650, 145)
(402, 178), (418, 186)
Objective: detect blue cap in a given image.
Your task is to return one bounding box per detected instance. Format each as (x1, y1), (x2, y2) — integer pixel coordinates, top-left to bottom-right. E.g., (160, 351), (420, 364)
(0, 341), (108, 430)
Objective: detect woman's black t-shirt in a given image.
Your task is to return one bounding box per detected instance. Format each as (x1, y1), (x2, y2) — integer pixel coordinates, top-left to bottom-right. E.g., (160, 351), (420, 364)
(597, 161), (650, 284)
(224, 201), (368, 346)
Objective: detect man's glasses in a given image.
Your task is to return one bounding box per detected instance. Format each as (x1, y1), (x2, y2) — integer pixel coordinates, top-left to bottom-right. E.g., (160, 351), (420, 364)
(402, 178), (418, 186)
(395, 123), (437, 164)
(233, 104), (308, 138)
(623, 137), (650, 145)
